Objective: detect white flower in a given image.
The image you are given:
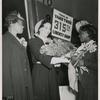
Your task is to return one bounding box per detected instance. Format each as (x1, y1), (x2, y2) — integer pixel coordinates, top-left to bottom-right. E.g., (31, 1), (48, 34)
(17, 13), (24, 20)
(20, 37), (27, 47)
(85, 40), (97, 53)
(80, 66), (89, 74)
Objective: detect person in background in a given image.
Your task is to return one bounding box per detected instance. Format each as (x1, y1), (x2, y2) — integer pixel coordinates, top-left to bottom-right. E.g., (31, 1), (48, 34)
(3, 11), (33, 100)
(29, 15), (69, 100)
(75, 20), (98, 100)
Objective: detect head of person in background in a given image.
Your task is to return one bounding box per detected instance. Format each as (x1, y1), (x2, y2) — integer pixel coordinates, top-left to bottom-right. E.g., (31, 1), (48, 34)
(35, 15), (51, 39)
(79, 24), (97, 43)
(5, 11), (25, 36)
(75, 20), (97, 43)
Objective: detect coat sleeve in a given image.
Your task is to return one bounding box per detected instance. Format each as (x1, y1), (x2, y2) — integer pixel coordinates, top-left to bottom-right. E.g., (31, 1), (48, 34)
(84, 51), (98, 71)
(3, 37), (14, 97)
(29, 38), (53, 69)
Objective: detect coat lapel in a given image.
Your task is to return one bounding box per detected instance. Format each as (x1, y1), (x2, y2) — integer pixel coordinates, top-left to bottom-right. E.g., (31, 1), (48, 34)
(7, 32), (25, 49)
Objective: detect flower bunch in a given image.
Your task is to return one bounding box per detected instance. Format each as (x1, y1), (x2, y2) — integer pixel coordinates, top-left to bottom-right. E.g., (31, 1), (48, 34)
(20, 37), (27, 47)
(40, 38), (75, 57)
(75, 40), (97, 55)
(71, 40), (97, 74)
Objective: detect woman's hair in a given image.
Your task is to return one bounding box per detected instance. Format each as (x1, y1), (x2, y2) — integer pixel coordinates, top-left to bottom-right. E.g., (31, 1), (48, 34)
(38, 14), (51, 33)
(4, 11), (25, 27)
(80, 24), (97, 41)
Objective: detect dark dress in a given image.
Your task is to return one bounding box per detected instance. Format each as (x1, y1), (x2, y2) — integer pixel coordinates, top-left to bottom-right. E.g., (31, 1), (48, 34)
(3, 32), (34, 100)
(29, 37), (60, 100)
(77, 50), (98, 100)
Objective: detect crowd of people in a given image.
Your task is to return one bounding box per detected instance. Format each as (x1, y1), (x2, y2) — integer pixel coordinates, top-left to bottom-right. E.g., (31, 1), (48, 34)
(3, 11), (98, 100)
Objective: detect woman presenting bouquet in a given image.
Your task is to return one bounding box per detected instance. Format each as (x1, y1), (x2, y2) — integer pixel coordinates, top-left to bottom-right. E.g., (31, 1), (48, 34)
(29, 15), (69, 100)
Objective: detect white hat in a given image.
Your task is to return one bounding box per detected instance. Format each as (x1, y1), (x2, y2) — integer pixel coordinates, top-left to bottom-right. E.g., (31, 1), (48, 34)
(75, 20), (89, 32)
(17, 12), (24, 21)
(35, 19), (43, 33)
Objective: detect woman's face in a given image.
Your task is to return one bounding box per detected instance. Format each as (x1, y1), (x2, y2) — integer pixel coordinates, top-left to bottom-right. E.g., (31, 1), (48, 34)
(39, 22), (51, 38)
(14, 19), (24, 34)
(78, 31), (90, 43)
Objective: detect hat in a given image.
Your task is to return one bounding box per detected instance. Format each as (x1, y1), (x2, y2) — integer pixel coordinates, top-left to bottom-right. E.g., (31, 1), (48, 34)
(35, 19), (43, 33)
(75, 20), (89, 32)
(35, 14), (51, 33)
(17, 12), (24, 21)
(5, 11), (25, 27)
(5, 11), (24, 24)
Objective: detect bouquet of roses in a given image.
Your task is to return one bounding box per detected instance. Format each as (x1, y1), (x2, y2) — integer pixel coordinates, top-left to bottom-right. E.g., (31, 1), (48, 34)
(40, 38), (75, 57)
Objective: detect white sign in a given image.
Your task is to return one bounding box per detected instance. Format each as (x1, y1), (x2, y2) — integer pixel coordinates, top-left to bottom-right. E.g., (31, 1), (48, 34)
(52, 9), (73, 41)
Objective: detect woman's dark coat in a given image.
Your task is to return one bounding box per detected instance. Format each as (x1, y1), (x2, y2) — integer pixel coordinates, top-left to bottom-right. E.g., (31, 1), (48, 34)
(3, 32), (34, 100)
(29, 37), (60, 100)
(77, 49), (98, 100)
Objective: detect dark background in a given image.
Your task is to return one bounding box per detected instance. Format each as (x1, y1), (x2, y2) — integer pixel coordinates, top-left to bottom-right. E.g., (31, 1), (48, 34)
(2, 0), (98, 44)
